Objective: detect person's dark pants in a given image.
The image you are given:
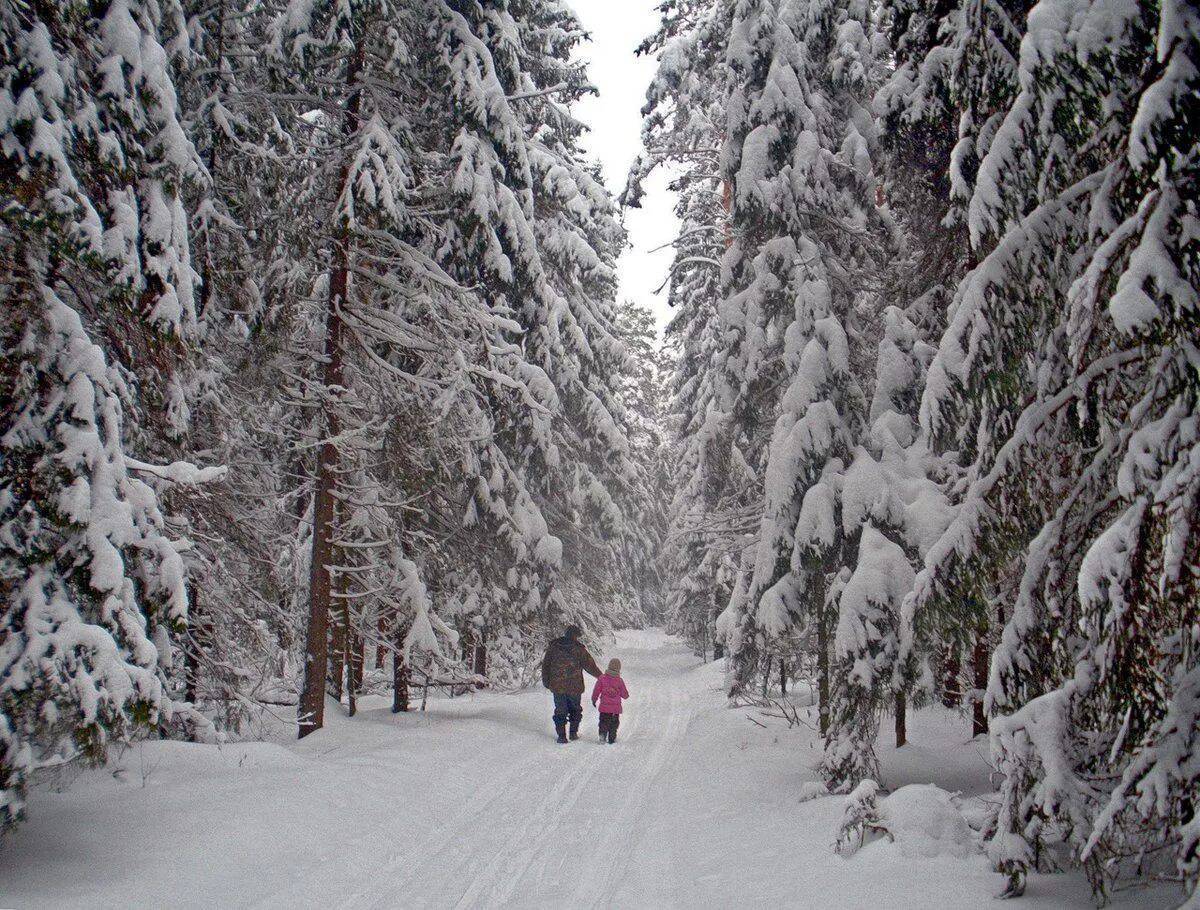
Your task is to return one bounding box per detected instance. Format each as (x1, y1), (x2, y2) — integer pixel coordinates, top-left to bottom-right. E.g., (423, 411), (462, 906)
(598, 712), (620, 743)
(552, 693), (583, 738)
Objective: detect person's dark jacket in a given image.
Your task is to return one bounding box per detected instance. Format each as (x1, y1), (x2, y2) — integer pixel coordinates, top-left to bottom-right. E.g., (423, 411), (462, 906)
(541, 635), (602, 695)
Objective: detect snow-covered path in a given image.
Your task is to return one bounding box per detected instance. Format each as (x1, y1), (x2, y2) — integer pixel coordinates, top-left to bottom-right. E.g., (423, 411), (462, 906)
(0, 630), (1167, 909)
(293, 630), (704, 910)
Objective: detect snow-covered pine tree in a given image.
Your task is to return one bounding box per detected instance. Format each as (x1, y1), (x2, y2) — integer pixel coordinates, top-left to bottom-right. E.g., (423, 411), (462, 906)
(821, 307), (950, 787)
(262, 0), (640, 731)
(429, 0), (637, 654)
(865, 0), (979, 725)
(712, 0), (887, 712)
(659, 180), (740, 655)
(269, 0), (389, 738)
(873, 0), (1036, 739)
(628, 0), (741, 654)
(613, 300), (671, 628)
(163, 0), (315, 733)
(270, 0), (513, 735)
(905, 0), (1199, 898)
(506, 1), (644, 634)
(1, 0), (217, 826)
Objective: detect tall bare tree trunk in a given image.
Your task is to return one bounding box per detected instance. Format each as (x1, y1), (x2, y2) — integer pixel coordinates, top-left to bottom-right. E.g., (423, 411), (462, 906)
(297, 46), (363, 740)
(297, 257), (345, 737)
(895, 691), (907, 747)
(779, 658), (788, 697)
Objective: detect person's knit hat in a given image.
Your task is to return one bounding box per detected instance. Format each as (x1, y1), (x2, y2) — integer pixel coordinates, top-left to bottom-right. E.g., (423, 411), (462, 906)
(607, 658), (621, 675)
(564, 624), (582, 640)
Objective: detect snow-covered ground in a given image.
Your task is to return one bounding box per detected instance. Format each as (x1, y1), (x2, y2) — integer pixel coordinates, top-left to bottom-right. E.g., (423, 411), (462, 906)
(0, 631), (1172, 908)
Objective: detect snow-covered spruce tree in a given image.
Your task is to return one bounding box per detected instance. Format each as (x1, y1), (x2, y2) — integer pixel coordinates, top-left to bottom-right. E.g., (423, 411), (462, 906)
(713, 0), (887, 711)
(164, 0), (317, 733)
(900, 0), (1032, 239)
(628, 0), (743, 656)
(820, 307), (951, 787)
(862, 0), (980, 725)
(874, 0), (1035, 737)
(659, 181), (741, 654)
(0, 0), (217, 826)
(506, 0), (644, 635)
(613, 300), (671, 628)
(265, 0), (639, 731)
(905, 0), (1199, 898)
(268, 0), (504, 735)
(428, 0), (637, 654)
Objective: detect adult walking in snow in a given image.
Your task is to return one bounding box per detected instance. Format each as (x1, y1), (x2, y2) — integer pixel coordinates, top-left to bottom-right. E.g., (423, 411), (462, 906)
(540, 625), (602, 743)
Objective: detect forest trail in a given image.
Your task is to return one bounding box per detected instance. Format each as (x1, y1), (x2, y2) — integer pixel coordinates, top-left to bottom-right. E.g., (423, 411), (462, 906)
(327, 630), (704, 910)
(2, 631), (719, 910)
(0, 630), (1162, 909)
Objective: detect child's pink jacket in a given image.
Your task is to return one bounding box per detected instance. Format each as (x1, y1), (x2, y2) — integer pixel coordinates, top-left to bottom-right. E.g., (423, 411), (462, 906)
(591, 673), (629, 714)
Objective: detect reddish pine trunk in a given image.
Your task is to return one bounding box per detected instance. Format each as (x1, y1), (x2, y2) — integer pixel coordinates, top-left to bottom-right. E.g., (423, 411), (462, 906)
(392, 617), (410, 712)
(297, 283), (342, 737)
(895, 691), (907, 747)
(298, 46), (363, 740)
(185, 585), (201, 706)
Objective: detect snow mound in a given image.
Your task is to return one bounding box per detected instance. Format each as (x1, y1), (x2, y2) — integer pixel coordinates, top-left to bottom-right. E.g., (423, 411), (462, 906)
(878, 784), (978, 859)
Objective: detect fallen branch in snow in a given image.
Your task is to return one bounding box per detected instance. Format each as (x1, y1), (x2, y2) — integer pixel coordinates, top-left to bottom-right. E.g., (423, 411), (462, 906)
(732, 692), (817, 730)
(836, 780), (891, 855)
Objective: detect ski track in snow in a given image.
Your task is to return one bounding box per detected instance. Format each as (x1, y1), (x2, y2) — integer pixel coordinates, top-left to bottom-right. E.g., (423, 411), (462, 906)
(247, 631), (702, 910)
(388, 634), (698, 910)
(275, 739), (543, 910)
(580, 684), (689, 910)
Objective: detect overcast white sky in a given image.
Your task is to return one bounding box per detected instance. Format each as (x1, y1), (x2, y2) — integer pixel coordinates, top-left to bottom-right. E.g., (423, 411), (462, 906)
(571, 1), (679, 339)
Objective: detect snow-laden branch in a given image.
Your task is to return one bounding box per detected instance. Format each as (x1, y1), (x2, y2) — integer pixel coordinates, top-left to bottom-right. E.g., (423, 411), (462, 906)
(125, 459), (227, 485)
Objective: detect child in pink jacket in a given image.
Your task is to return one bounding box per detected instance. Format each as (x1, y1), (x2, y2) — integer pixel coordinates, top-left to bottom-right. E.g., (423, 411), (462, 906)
(591, 658), (629, 744)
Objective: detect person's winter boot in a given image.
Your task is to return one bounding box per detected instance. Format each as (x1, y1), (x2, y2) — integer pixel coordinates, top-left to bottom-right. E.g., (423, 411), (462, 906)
(569, 727), (580, 741)
(555, 723), (568, 744)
